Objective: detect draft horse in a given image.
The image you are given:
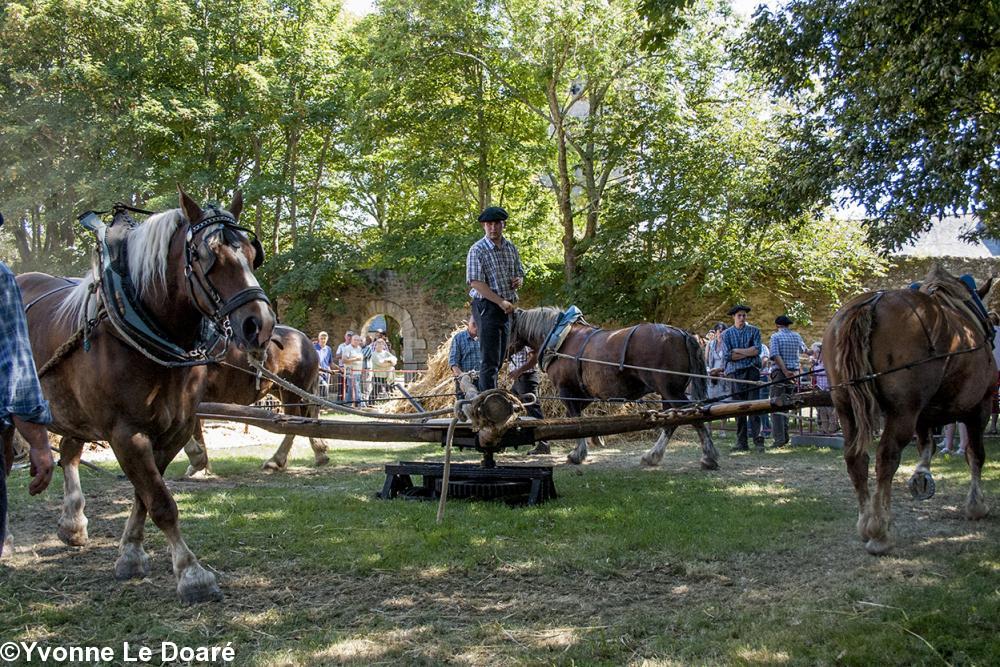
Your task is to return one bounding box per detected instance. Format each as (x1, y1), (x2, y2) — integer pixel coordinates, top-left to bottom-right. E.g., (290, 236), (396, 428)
(824, 266), (995, 555)
(508, 307), (720, 469)
(184, 324), (330, 475)
(13, 190), (274, 603)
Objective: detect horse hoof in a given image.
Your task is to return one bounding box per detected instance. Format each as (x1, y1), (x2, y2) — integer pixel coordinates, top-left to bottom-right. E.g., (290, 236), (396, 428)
(314, 454), (330, 467)
(700, 458), (720, 471)
(262, 459), (286, 472)
(907, 472), (936, 501)
(57, 520), (89, 547)
(566, 454), (582, 465)
(864, 537), (893, 556)
(114, 548), (151, 581)
(966, 502), (989, 521)
(177, 565), (223, 605)
(640, 454), (657, 467)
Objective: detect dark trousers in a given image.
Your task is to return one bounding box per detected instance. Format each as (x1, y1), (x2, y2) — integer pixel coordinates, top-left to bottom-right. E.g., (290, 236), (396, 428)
(0, 441), (7, 557)
(769, 371), (795, 444)
(512, 371), (544, 421)
(473, 299), (510, 392)
(729, 366), (763, 448)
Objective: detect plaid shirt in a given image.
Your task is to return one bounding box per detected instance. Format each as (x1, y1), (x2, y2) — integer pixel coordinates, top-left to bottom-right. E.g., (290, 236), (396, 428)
(769, 328), (807, 371)
(813, 360), (830, 390)
(508, 346), (535, 373)
(720, 323), (761, 373)
(448, 329), (481, 372)
(466, 236), (525, 302)
(1, 263), (51, 427)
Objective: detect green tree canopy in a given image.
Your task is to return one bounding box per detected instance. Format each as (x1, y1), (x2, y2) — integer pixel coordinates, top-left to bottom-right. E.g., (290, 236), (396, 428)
(742, 0), (1000, 248)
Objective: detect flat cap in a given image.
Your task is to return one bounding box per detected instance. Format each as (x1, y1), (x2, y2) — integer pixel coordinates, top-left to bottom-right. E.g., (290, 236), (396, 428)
(478, 206), (508, 223)
(728, 304), (751, 316)
(775, 315), (793, 326)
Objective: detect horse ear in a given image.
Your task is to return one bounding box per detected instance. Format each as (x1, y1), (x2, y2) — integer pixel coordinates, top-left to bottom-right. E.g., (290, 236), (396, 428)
(978, 274), (996, 299)
(177, 186), (203, 224)
(229, 190), (244, 220)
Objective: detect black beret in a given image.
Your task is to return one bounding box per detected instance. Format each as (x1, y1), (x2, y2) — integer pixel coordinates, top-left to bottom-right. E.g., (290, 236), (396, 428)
(728, 304), (751, 316)
(775, 315), (794, 326)
(478, 206), (508, 223)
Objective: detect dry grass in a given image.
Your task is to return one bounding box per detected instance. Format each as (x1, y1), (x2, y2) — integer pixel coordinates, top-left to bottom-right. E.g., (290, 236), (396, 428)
(386, 328), (647, 418)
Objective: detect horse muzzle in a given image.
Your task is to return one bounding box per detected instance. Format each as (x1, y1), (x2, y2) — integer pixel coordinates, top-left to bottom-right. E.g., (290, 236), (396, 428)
(230, 300), (276, 353)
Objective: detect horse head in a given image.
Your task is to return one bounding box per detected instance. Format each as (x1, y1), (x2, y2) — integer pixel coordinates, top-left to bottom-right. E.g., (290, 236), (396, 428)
(177, 188), (275, 356)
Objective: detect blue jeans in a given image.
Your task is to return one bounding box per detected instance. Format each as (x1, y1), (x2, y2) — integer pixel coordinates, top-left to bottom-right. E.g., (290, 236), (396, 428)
(344, 373), (363, 406)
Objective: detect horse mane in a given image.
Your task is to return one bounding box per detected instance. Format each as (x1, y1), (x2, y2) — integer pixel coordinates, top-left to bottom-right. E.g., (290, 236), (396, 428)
(920, 264), (971, 302)
(515, 306), (564, 346)
(56, 209), (184, 326)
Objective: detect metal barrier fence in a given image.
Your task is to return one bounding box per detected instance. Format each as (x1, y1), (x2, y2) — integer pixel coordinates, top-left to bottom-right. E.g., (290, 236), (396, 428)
(319, 368), (429, 406)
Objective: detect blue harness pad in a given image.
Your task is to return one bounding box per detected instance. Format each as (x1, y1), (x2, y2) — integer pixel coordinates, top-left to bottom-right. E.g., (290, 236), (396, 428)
(539, 305), (585, 371)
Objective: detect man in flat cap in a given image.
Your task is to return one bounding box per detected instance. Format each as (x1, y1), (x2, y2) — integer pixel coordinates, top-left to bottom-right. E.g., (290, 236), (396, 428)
(719, 304), (764, 452)
(768, 314), (807, 448)
(0, 212), (54, 556)
(466, 206), (525, 391)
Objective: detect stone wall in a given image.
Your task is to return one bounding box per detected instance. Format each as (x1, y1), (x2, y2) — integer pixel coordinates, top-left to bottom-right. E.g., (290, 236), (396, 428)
(301, 270), (468, 369)
(297, 259), (1000, 369)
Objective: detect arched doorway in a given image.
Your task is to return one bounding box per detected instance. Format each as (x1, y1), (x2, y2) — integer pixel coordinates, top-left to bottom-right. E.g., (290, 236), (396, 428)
(361, 299), (426, 370)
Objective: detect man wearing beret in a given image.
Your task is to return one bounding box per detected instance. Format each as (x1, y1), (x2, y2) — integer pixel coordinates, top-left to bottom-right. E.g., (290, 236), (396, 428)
(720, 304), (764, 452)
(466, 206), (525, 392)
(769, 314), (807, 448)
(0, 212), (55, 556)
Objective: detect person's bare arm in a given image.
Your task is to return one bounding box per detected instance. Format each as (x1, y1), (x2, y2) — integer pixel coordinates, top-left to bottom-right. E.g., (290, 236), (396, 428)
(12, 417), (53, 495)
(509, 349), (539, 382)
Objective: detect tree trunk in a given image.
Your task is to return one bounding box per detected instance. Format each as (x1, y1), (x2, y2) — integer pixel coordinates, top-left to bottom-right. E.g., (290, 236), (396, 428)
(308, 131), (332, 237)
(548, 82), (576, 285)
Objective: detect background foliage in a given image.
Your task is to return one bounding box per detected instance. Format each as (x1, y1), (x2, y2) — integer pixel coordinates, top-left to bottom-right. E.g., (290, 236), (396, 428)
(14, 0), (991, 323)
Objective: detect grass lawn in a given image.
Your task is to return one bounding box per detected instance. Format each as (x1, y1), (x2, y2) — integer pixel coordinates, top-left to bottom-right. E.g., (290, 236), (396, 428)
(1, 427), (998, 665)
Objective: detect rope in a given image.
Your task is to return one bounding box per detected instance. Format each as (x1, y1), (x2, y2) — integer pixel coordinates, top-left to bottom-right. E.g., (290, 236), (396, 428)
(36, 327), (85, 378)
(547, 350), (764, 386)
(240, 359), (458, 421)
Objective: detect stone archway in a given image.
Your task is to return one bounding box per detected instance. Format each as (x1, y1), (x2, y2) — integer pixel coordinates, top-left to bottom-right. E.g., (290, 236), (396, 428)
(362, 299), (426, 369)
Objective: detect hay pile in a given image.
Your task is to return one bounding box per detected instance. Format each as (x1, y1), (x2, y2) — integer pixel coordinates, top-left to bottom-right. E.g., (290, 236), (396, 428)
(387, 326), (646, 417)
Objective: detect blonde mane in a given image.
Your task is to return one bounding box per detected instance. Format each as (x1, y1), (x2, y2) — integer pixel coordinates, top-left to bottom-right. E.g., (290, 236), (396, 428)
(56, 209), (184, 326)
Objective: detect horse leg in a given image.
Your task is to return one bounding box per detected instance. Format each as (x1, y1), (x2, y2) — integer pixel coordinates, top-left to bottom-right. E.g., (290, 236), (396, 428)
(862, 416), (912, 555)
(564, 396), (591, 465)
(640, 427), (675, 467)
(183, 419), (211, 477)
(841, 415), (872, 543)
(906, 426), (937, 501)
(114, 491), (151, 581)
(694, 422), (720, 470)
(263, 435), (295, 471)
(112, 429), (221, 603)
(56, 437), (89, 546)
(309, 437), (330, 466)
(963, 415), (989, 520)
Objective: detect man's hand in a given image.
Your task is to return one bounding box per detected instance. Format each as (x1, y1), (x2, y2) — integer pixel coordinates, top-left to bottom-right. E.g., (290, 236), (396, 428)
(783, 369), (796, 379)
(28, 446), (54, 495)
(12, 418), (54, 495)
(500, 299), (514, 314)
(511, 276), (523, 290)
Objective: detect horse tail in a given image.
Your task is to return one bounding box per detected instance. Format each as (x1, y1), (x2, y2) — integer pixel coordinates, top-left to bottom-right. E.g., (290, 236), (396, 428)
(684, 331), (707, 403)
(833, 299), (881, 458)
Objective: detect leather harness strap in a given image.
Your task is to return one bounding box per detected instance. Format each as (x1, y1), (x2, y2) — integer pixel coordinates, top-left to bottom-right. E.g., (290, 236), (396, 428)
(618, 324), (641, 371)
(574, 326), (604, 388)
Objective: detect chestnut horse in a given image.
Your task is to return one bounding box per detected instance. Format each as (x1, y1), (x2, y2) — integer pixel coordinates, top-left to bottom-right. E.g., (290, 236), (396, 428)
(14, 191), (274, 603)
(508, 307), (719, 469)
(184, 324), (330, 475)
(824, 266), (994, 554)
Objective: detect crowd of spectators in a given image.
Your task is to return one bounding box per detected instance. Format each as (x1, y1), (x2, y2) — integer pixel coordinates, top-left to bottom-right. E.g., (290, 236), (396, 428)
(312, 328), (398, 407)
